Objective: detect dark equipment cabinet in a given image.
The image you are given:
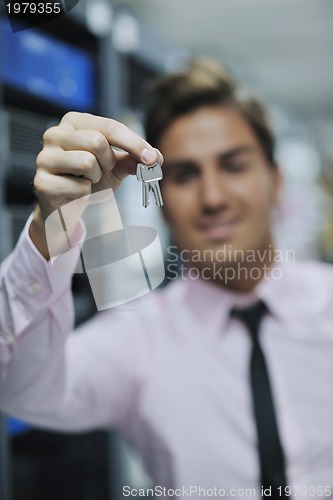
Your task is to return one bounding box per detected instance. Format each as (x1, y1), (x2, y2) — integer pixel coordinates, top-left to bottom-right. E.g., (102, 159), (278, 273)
(0, 3), (178, 499)
(0, 7), (114, 500)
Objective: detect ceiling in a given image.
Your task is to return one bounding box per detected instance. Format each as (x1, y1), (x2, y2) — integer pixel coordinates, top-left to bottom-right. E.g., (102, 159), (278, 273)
(113, 0), (333, 166)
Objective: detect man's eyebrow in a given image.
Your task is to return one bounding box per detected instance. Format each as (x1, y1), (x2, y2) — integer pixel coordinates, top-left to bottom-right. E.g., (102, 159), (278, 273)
(163, 146), (256, 171)
(218, 145), (256, 162)
(162, 160), (199, 171)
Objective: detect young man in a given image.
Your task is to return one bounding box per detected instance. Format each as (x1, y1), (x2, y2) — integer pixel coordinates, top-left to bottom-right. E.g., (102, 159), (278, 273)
(1, 59), (333, 498)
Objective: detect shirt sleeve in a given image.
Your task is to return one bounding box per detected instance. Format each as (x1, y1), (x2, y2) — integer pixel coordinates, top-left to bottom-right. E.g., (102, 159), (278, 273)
(0, 213), (77, 365)
(0, 215), (147, 432)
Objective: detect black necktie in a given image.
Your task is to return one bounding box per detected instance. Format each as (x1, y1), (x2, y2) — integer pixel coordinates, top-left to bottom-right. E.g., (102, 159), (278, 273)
(231, 300), (287, 498)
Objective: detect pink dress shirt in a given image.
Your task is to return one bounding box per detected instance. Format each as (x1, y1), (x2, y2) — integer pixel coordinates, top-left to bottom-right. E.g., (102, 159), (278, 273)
(1, 218), (333, 497)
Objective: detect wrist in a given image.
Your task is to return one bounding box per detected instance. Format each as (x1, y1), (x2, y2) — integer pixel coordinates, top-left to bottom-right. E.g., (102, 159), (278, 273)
(29, 205), (50, 260)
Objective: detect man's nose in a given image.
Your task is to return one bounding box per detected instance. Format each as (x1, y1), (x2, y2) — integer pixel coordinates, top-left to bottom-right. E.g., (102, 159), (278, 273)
(200, 169), (229, 209)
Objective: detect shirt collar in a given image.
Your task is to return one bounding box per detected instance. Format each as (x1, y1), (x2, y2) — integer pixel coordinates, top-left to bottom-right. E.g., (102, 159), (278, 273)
(255, 260), (299, 325)
(175, 260), (298, 336)
(178, 275), (258, 337)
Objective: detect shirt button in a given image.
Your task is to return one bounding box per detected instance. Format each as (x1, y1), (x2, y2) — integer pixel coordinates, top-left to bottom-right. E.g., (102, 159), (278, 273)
(30, 282), (43, 294)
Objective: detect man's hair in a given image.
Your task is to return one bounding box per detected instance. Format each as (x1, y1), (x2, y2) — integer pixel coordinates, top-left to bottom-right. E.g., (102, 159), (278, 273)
(144, 58), (275, 165)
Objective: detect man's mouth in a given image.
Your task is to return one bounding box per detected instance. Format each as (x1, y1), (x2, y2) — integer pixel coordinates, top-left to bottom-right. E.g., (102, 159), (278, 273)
(197, 217), (240, 241)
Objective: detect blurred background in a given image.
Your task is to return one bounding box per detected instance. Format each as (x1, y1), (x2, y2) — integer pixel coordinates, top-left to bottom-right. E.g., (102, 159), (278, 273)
(1, 0), (333, 499)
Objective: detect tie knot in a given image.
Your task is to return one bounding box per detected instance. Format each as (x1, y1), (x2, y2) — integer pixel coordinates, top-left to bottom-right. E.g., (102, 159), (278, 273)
(231, 299), (267, 340)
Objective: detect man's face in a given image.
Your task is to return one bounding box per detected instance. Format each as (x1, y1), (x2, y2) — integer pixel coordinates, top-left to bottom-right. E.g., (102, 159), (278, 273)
(159, 105), (281, 272)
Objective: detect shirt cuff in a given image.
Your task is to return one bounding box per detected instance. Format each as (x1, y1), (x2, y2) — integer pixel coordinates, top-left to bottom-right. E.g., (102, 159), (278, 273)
(25, 212), (86, 289)
(1, 213), (85, 335)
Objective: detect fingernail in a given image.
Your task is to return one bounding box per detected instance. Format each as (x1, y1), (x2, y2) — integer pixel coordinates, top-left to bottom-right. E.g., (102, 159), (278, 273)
(155, 148), (164, 164)
(141, 148), (156, 164)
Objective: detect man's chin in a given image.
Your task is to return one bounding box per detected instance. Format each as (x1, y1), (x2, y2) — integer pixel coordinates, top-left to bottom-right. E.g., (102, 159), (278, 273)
(192, 241), (243, 260)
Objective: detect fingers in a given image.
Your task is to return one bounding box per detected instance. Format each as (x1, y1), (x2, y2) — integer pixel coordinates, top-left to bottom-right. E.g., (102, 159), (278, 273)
(34, 168), (92, 234)
(60, 112), (162, 166)
(112, 151), (139, 182)
(89, 151), (139, 193)
(35, 112), (164, 220)
(43, 127), (117, 174)
(34, 168), (92, 207)
(37, 148), (104, 184)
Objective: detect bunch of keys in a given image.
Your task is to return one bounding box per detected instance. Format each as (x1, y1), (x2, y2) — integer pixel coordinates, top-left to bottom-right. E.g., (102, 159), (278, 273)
(136, 162), (164, 208)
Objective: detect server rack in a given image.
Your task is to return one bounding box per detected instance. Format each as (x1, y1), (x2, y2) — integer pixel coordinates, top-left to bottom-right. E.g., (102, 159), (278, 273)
(0, 3), (183, 499)
(0, 4), (113, 499)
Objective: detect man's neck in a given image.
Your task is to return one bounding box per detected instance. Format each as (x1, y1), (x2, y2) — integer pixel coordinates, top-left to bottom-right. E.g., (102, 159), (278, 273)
(210, 244), (277, 293)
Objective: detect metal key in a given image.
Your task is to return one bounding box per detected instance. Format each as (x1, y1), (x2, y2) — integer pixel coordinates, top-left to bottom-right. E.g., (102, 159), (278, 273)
(137, 162), (164, 208)
(136, 164), (150, 207)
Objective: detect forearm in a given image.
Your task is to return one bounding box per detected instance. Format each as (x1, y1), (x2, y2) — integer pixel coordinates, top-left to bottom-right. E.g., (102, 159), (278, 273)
(29, 205), (50, 260)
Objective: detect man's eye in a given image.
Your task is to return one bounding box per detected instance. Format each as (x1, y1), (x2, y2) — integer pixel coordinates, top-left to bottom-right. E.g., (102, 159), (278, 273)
(224, 162), (247, 172)
(172, 171), (198, 183)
